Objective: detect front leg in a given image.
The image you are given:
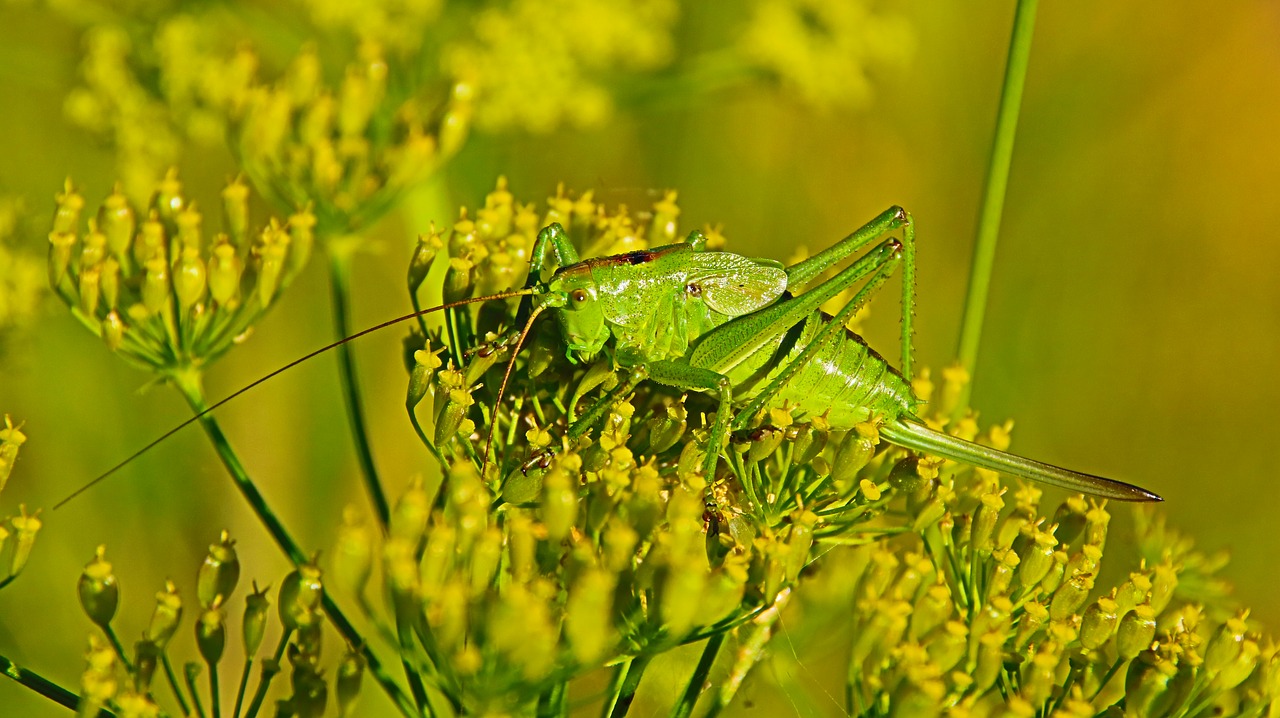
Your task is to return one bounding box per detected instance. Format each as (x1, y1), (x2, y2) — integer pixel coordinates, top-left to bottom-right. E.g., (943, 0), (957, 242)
(645, 360), (734, 478)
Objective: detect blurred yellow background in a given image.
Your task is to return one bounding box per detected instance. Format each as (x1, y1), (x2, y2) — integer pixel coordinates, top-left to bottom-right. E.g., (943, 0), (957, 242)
(1, 1), (1278, 715)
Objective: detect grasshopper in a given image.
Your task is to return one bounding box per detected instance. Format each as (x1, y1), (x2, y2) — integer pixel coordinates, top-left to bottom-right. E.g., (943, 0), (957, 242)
(62, 206), (1160, 506)
(492, 206), (1160, 502)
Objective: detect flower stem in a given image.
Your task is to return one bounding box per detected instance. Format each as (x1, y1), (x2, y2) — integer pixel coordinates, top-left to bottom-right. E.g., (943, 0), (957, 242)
(329, 248), (392, 530)
(164, 651), (193, 716)
(670, 633), (724, 718)
(602, 654), (652, 718)
(954, 0), (1040, 415)
(0, 652), (115, 716)
(169, 369), (417, 718)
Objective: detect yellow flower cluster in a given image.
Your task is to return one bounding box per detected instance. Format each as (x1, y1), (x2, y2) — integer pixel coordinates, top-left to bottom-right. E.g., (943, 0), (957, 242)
(444, 0), (679, 132)
(739, 0), (915, 110)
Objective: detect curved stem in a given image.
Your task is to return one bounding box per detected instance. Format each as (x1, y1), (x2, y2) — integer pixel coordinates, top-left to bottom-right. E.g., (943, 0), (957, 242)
(329, 249), (392, 530)
(169, 370), (417, 718)
(670, 633), (725, 718)
(954, 0), (1040, 415)
(0, 652), (116, 716)
(602, 655), (652, 718)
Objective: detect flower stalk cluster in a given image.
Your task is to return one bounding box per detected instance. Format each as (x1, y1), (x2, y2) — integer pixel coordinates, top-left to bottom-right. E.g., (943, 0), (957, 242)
(71, 536), (364, 718)
(0, 416), (39, 593)
(47, 172), (313, 376)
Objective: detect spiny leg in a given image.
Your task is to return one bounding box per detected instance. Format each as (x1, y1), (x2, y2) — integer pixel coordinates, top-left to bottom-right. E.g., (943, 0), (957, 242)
(785, 206), (916, 379)
(729, 241), (903, 430)
(516, 223), (580, 325)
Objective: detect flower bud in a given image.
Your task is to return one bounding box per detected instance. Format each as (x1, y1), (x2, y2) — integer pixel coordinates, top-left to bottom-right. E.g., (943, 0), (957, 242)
(145, 581), (182, 649)
(78, 546), (118, 629)
(909, 582), (953, 640)
(1014, 601), (1049, 651)
(100, 257), (120, 310)
(1052, 494), (1089, 546)
(102, 311), (125, 351)
(888, 455), (936, 496)
(173, 248), (207, 312)
(1115, 571), (1152, 615)
(231, 582), (268, 660)
(54, 179), (84, 234)
(435, 387), (475, 445)
(133, 639), (159, 693)
(48, 231), (76, 287)
(1215, 637), (1260, 691)
(969, 490), (1005, 555)
(1017, 528), (1057, 592)
(197, 531), (240, 609)
(255, 239), (287, 307)
(541, 462), (578, 542)
(8, 505), (40, 575)
(0, 417), (24, 494)
(926, 620), (968, 672)
(1149, 560), (1178, 614)
(566, 569), (616, 664)
(287, 209), (315, 279)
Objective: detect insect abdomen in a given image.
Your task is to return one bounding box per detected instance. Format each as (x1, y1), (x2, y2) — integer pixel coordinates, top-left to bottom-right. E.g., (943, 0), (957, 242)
(736, 311), (917, 429)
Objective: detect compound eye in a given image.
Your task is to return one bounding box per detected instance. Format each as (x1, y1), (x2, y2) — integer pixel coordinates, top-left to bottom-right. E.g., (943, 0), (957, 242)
(570, 289), (588, 305)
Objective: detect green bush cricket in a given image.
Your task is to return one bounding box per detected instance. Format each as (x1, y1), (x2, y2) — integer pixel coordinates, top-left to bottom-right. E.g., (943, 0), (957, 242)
(59, 206), (1160, 507)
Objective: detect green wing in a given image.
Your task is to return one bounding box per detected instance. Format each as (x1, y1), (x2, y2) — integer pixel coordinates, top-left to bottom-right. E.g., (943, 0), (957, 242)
(688, 254), (788, 317)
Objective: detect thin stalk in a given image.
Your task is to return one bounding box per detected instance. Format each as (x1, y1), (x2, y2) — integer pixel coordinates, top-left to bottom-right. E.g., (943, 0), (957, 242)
(715, 589), (791, 716)
(954, 0), (1040, 416)
(231, 659), (252, 718)
(670, 633), (725, 718)
(244, 631), (290, 718)
(329, 249), (392, 530)
(208, 661), (221, 718)
(0, 652), (116, 716)
(101, 625), (134, 672)
(536, 681), (569, 718)
(164, 652), (194, 716)
(169, 369), (417, 718)
(601, 655), (653, 718)
(186, 662), (209, 718)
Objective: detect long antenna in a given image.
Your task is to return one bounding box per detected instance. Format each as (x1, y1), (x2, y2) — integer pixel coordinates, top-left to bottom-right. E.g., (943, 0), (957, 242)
(481, 303), (547, 474)
(56, 288), (536, 509)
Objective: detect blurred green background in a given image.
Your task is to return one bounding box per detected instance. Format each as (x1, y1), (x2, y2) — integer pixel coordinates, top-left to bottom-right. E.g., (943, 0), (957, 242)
(1, 1), (1278, 715)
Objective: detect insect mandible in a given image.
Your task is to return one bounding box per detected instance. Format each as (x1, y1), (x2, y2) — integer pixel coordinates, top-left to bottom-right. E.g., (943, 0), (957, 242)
(60, 206), (1161, 506)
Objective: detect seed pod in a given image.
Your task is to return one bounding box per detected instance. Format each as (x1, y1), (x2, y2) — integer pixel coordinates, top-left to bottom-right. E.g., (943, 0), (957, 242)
(566, 569), (616, 664)
(100, 187), (135, 261)
(195, 603), (226, 665)
(332, 507), (373, 597)
(175, 205), (201, 252)
(1017, 528), (1058, 592)
(1080, 595), (1120, 650)
(434, 387), (475, 445)
(173, 247), (207, 311)
(987, 548), (1019, 599)
(1039, 550), (1069, 595)
(791, 416), (830, 465)
(141, 258), (170, 315)
(286, 209), (315, 279)
(1216, 637), (1260, 691)
(145, 581), (183, 649)
(1050, 572), (1094, 621)
(100, 257), (120, 311)
(1115, 571), (1153, 615)
(133, 639), (159, 694)
(1052, 494), (1089, 546)
(207, 241), (242, 307)
(134, 214), (166, 266)
(95, 311), (125, 352)
(973, 630), (1004, 693)
(1085, 502), (1110, 549)
(154, 169), (185, 222)
(255, 240), (287, 307)
(1015, 601), (1049, 651)
(278, 564), (323, 632)
(1149, 560), (1178, 614)
(1020, 644), (1060, 707)
(1065, 544), (1103, 582)
(0, 417), (23, 494)
(1116, 604), (1157, 660)
(832, 421), (879, 490)
(406, 346), (442, 410)
(969, 490), (1005, 555)
(438, 83), (472, 159)
(1205, 612), (1250, 674)
(243, 583), (270, 658)
(48, 231), (76, 287)
(909, 582), (953, 640)
(442, 256), (474, 304)
(335, 649), (365, 717)
(197, 531), (240, 609)
(53, 180), (84, 234)
(78, 546), (118, 629)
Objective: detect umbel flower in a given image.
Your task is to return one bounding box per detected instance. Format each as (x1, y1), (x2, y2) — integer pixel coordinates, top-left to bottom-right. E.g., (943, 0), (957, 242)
(47, 171), (312, 376)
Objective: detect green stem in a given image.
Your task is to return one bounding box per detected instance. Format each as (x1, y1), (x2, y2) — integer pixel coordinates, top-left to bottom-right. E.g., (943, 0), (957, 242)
(0, 652), (116, 716)
(602, 655), (653, 718)
(536, 681), (568, 718)
(329, 249), (392, 530)
(231, 660), (251, 718)
(169, 370), (417, 718)
(102, 625), (134, 672)
(244, 632), (289, 718)
(164, 652), (193, 716)
(186, 662), (208, 718)
(208, 662), (221, 718)
(954, 0), (1040, 415)
(670, 633), (725, 718)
